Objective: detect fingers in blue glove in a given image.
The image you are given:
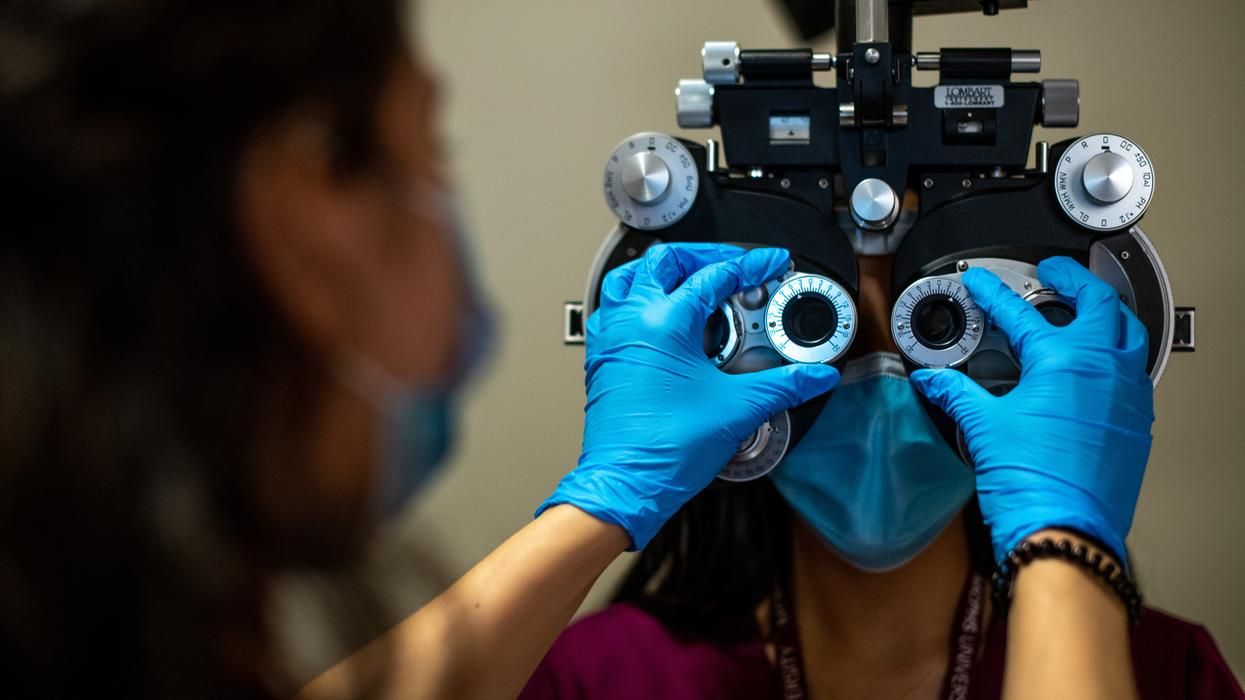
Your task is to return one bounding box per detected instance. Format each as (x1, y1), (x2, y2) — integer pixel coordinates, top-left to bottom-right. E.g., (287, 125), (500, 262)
(1036, 256), (1122, 346)
(631, 243), (746, 296)
(600, 258), (641, 305)
(673, 247), (791, 322)
(962, 267), (1049, 362)
(1119, 303), (1149, 357)
(909, 368), (992, 425)
(739, 362), (841, 416)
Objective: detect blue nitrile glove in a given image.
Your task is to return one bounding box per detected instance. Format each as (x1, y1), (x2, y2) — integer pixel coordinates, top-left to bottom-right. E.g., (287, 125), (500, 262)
(910, 256), (1154, 565)
(538, 243), (840, 550)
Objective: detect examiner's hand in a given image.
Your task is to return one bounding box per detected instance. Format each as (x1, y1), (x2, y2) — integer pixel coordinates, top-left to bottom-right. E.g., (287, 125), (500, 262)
(538, 243), (840, 550)
(910, 256), (1154, 565)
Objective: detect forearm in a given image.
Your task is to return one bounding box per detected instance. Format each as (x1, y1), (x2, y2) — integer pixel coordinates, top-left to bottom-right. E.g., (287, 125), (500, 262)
(1003, 530), (1138, 700)
(303, 504), (629, 700)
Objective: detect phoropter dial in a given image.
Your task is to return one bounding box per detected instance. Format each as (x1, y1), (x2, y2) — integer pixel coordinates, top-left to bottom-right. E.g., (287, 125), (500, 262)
(765, 273), (857, 365)
(719, 412), (791, 482)
(603, 132), (700, 230)
(892, 259), (1079, 372)
(892, 277), (985, 369)
(1054, 133), (1154, 231)
(701, 270), (855, 483)
(706, 270), (857, 372)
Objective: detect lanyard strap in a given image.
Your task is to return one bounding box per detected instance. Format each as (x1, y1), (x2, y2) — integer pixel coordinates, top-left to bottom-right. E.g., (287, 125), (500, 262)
(940, 572), (986, 700)
(769, 574), (808, 700)
(767, 571), (987, 700)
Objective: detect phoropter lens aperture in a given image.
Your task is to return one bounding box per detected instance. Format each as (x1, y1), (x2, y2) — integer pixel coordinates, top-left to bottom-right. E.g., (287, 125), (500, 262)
(765, 272), (857, 365)
(1036, 300), (1076, 328)
(911, 294), (967, 350)
(892, 275), (983, 370)
(782, 293), (838, 348)
(703, 307), (731, 358)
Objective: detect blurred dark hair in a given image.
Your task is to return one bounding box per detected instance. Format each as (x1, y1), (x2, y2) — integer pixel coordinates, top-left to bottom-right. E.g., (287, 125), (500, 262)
(0, 1), (404, 697)
(614, 480), (995, 641)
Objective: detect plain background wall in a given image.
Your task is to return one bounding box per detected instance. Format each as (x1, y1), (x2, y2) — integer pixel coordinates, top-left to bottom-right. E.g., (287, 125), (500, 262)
(309, 0), (1245, 682)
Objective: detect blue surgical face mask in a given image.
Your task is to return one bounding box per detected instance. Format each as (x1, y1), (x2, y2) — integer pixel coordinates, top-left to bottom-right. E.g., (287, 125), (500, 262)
(335, 354), (456, 516)
(337, 187), (494, 517)
(769, 352), (974, 572)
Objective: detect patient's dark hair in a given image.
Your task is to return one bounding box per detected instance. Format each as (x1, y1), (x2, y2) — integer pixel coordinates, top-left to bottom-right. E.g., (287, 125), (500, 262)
(0, 1), (403, 697)
(614, 480), (995, 641)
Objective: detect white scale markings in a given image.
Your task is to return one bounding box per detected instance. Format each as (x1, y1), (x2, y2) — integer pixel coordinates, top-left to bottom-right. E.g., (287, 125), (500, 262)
(603, 132), (700, 231)
(891, 276), (984, 369)
(765, 273), (856, 364)
(1053, 133), (1154, 232)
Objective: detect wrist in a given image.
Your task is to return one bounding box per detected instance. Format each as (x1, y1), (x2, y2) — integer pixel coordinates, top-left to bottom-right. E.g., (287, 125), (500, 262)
(1002, 534), (1141, 700)
(534, 503), (631, 554)
(1022, 528), (1110, 556)
(992, 529), (1141, 626)
(538, 465), (689, 551)
(992, 513), (1129, 572)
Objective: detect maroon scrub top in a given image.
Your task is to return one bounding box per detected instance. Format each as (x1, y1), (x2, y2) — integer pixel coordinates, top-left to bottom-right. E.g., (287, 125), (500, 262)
(521, 603), (1243, 699)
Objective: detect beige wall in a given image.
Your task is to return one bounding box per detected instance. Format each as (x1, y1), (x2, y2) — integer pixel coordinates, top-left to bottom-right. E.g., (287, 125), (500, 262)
(393, 0), (1244, 680)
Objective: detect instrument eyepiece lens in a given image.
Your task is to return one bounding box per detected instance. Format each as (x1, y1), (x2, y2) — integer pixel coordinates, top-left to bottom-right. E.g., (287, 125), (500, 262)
(912, 294), (967, 350)
(1036, 300), (1076, 328)
(783, 293), (838, 348)
(703, 307), (731, 358)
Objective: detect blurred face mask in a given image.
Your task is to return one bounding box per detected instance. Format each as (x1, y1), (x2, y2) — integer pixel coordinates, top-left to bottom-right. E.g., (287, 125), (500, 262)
(769, 352), (974, 571)
(337, 187), (494, 516)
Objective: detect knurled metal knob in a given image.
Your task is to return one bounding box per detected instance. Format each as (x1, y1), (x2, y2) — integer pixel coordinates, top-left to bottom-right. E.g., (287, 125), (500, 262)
(676, 79), (715, 128)
(702, 41), (741, 85)
(1041, 79), (1080, 127)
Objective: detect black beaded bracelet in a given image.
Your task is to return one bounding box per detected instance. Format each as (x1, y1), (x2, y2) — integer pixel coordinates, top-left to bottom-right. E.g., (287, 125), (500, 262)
(991, 537), (1143, 626)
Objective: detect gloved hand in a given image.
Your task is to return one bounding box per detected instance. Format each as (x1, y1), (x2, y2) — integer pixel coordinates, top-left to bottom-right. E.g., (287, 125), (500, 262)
(538, 243), (840, 550)
(910, 256), (1154, 565)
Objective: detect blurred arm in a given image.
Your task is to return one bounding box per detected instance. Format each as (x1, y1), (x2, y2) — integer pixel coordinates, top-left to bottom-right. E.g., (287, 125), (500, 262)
(301, 504), (627, 700)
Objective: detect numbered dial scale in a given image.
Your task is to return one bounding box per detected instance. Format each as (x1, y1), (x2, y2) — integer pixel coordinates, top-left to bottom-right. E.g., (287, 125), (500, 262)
(1054, 133), (1155, 231)
(765, 273), (857, 365)
(709, 271), (857, 371)
(892, 260), (1077, 372)
(891, 277), (985, 369)
(720, 412), (792, 482)
(707, 271), (855, 482)
(603, 132), (700, 230)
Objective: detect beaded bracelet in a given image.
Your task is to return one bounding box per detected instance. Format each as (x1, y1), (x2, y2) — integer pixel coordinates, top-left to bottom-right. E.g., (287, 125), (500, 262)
(991, 537), (1143, 626)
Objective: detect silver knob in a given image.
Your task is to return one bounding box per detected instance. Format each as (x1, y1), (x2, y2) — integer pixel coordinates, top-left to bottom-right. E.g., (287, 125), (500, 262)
(737, 285), (768, 310)
(675, 79), (714, 128)
(1011, 50), (1042, 73)
(620, 152), (671, 204)
(1082, 151), (1134, 204)
(735, 421), (773, 462)
(850, 178), (900, 230)
(1041, 79), (1080, 127)
(702, 41), (741, 85)
(1052, 133), (1153, 232)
